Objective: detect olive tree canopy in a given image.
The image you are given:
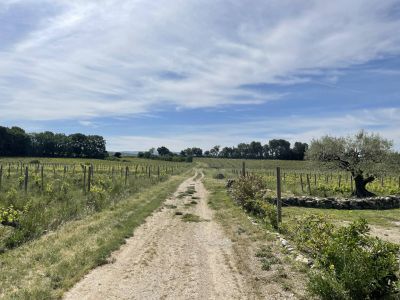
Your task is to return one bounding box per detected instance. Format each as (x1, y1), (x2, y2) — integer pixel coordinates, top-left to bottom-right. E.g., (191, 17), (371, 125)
(306, 131), (393, 198)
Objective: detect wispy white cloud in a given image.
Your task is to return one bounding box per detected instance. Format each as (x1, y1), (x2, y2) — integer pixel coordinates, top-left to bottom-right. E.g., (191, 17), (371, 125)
(106, 108), (400, 151)
(0, 0), (399, 120)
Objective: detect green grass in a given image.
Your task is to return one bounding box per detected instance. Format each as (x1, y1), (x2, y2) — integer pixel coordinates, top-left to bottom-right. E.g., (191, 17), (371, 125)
(282, 206), (400, 227)
(181, 213), (204, 222)
(0, 173), (187, 299)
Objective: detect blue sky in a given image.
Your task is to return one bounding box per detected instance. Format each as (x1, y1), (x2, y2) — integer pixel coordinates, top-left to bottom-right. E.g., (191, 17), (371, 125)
(0, 0), (400, 151)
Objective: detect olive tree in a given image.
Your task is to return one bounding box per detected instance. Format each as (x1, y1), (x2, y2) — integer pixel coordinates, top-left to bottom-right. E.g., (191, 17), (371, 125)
(306, 131), (393, 198)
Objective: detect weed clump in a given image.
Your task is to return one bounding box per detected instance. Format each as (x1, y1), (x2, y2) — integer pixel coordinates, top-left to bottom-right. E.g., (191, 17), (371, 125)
(181, 213), (203, 222)
(164, 204), (177, 209)
(255, 245), (281, 271)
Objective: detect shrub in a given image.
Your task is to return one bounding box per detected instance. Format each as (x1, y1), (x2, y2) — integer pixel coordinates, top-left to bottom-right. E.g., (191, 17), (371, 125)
(230, 175), (278, 228)
(213, 173), (225, 179)
(288, 215), (400, 299)
(0, 205), (22, 227)
(230, 174), (266, 207)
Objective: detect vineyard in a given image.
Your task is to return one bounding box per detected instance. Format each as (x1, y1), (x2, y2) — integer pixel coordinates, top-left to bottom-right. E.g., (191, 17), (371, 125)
(198, 158), (400, 197)
(0, 157), (190, 250)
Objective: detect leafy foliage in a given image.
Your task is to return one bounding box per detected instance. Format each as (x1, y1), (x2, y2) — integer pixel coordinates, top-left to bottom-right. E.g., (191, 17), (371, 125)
(230, 174), (278, 228)
(307, 131), (394, 197)
(0, 205), (24, 226)
(288, 215), (400, 299)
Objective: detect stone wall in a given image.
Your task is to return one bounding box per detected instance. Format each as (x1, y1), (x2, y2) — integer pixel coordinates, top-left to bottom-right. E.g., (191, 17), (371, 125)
(266, 196), (400, 210)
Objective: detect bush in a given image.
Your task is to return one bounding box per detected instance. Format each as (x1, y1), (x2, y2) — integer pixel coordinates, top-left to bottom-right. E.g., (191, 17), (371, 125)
(104, 156), (120, 161)
(230, 174), (266, 207)
(230, 175), (278, 228)
(213, 173), (225, 179)
(288, 215), (400, 299)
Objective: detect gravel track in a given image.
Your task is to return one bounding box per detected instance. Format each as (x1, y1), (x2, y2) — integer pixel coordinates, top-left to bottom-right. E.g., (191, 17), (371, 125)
(64, 171), (249, 300)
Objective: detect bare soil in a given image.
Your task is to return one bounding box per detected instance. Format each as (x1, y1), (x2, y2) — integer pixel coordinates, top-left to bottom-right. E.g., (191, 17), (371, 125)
(64, 172), (250, 299)
(370, 222), (400, 244)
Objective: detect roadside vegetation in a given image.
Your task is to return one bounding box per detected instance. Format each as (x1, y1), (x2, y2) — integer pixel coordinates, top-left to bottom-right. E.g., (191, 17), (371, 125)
(200, 131), (400, 298)
(0, 158), (189, 250)
(216, 166), (400, 299)
(204, 169), (308, 298)
(0, 172), (188, 299)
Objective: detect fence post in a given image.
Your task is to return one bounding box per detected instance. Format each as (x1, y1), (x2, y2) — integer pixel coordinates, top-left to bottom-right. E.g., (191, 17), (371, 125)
(276, 167), (282, 224)
(24, 166), (29, 193)
(338, 175), (341, 188)
(157, 166), (160, 180)
(242, 161), (246, 177)
(83, 166), (87, 193)
(41, 165), (44, 191)
(125, 166), (129, 186)
(87, 166), (91, 192)
(0, 165), (2, 190)
(300, 174), (304, 192)
(306, 174), (311, 195)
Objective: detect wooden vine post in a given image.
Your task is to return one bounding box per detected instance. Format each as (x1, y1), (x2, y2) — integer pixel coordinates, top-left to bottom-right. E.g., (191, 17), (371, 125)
(276, 167), (282, 225)
(24, 166), (29, 193)
(300, 174), (304, 192)
(125, 166), (129, 186)
(242, 161), (246, 177)
(41, 165), (44, 191)
(87, 165), (91, 192)
(306, 174), (311, 195)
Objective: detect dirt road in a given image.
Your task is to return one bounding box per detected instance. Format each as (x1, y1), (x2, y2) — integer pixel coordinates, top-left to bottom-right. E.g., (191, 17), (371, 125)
(64, 171), (249, 299)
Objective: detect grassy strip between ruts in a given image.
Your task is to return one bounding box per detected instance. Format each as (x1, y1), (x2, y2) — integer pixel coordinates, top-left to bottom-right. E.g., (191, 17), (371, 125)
(0, 172), (189, 300)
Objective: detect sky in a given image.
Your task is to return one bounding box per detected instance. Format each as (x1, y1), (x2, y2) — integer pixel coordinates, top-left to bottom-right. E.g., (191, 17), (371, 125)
(0, 0), (400, 151)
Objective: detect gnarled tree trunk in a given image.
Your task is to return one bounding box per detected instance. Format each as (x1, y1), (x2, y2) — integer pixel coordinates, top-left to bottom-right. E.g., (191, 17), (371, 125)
(353, 174), (376, 198)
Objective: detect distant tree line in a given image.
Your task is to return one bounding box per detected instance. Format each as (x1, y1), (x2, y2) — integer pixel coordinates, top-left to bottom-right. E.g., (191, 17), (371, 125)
(183, 140), (308, 160)
(0, 125), (107, 159)
(139, 139), (308, 161)
(137, 147), (192, 162)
